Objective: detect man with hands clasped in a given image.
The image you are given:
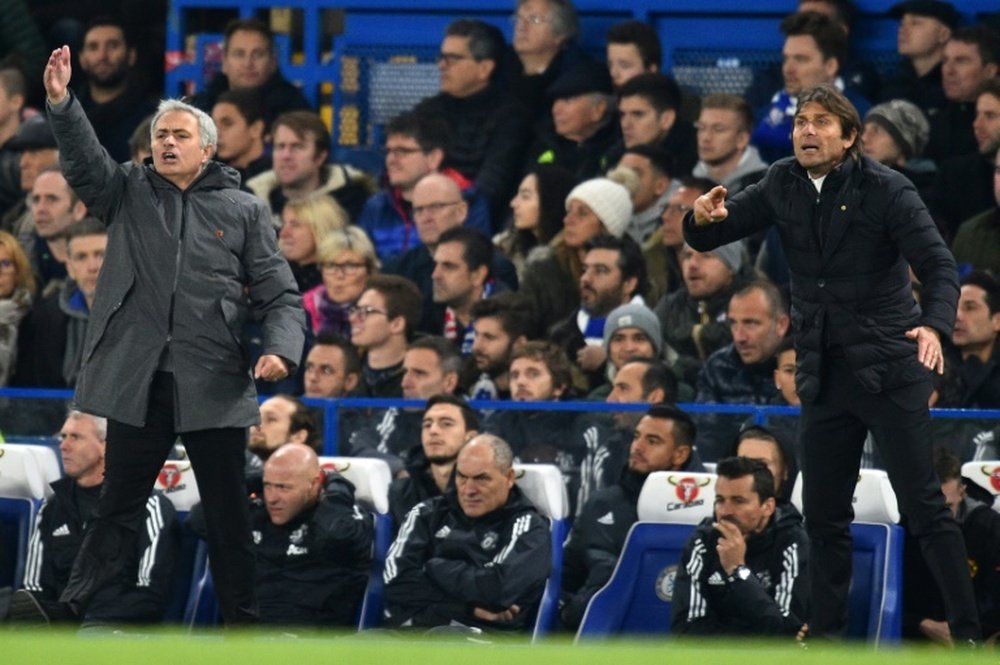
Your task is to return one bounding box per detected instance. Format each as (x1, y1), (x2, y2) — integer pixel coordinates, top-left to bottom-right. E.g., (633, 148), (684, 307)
(672, 457), (809, 637)
(684, 83), (979, 643)
(42, 46), (304, 625)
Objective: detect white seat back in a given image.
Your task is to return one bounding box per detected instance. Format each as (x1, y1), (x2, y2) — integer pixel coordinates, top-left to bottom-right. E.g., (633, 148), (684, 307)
(637, 471), (717, 524)
(154, 460), (201, 511)
(790, 469), (900, 523)
(0, 445), (50, 499)
(319, 457), (391, 514)
(514, 463), (567, 520)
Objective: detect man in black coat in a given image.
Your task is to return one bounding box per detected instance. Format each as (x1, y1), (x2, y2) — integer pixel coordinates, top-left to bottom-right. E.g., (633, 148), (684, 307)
(684, 84), (980, 642)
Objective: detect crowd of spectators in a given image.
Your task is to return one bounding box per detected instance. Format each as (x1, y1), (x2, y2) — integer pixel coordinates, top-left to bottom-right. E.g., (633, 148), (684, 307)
(1, 0), (999, 643)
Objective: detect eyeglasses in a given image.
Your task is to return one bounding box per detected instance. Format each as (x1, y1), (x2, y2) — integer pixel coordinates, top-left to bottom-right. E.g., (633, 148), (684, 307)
(0, 259), (14, 270)
(412, 200), (462, 217)
(348, 305), (389, 320)
(320, 261), (367, 275)
(382, 146), (424, 158)
(509, 13), (551, 26)
(436, 52), (473, 65)
(662, 203), (694, 216)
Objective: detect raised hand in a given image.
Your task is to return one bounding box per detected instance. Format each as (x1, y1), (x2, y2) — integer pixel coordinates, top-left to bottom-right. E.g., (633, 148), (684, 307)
(693, 185), (729, 226)
(43, 45), (72, 104)
(255, 354), (290, 382)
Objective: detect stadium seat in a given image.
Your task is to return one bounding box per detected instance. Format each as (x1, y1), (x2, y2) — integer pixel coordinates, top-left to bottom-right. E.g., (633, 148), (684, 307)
(0, 445), (51, 589)
(792, 468), (904, 643)
(319, 456), (393, 630)
(576, 471), (717, 639)
(960, 460), (1000, 511)
(513, 463), (568, 641)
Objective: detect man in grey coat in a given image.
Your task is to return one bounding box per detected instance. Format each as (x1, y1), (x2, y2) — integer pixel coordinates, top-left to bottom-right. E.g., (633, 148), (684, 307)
(42, 45), (305, 624)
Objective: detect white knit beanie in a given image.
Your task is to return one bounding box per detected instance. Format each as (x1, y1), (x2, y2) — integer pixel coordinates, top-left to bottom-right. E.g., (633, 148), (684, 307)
(565, 178), (633, 239)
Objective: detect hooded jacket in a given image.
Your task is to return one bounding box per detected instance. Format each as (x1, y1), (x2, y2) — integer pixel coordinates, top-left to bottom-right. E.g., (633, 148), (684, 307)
(383, 485), (550, 631)
(48, 93), (304, 431)
(671, 502), (809, 636)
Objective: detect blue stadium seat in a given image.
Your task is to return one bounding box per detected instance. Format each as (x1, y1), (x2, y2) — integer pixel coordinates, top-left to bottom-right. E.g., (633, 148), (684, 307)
(848, 522), (903, 644)
(0, 445), (56, 589)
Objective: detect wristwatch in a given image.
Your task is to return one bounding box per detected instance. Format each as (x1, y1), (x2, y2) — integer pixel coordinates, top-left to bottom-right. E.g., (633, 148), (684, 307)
(728, 565), (752, 583)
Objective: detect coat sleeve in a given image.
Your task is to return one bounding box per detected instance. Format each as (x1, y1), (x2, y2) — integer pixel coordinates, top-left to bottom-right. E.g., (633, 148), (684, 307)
(422, 511), (551, 610)
(558, 503), (621, 630)
(21, 501), (56, 599)
(316, 501), (374, 571)
(241, 198), (306, 372)
(882, 179), (959, 340)
(112, 495), (181, 621)
(683, 168), (778, 252)
(382, 502), (466, 626)
(46, 92), (130, 223)
(671, 531), (726, 634)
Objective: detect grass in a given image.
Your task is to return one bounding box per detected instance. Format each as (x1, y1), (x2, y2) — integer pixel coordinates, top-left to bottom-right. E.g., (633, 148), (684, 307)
(2, 629), (977, 665)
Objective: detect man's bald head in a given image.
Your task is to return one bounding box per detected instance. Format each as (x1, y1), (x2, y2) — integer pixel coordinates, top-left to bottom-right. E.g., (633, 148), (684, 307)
(263, 442), (324, 525)
(412, 172), (468, 246)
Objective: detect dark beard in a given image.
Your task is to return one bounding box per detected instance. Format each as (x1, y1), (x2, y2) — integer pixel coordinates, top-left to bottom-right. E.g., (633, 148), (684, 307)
(88, 65), (129, 91)
(427, 452), (459, 465)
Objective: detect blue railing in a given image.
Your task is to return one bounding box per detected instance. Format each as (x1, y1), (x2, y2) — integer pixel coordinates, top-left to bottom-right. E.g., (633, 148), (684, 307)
(4, 387), (999, 457)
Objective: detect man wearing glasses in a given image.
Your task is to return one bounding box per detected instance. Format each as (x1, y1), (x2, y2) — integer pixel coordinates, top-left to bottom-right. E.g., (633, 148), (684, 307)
(348, 274), (422, 398)
(413, 18), (531, 225)
(357, 110), (492, 264)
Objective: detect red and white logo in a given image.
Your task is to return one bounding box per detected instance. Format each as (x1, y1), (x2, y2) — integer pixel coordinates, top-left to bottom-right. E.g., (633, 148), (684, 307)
(986, 465), (1000, 493)
(322, 461), (348, 474)
(158, 464), (184, 490)
(668, 475), (711, 505)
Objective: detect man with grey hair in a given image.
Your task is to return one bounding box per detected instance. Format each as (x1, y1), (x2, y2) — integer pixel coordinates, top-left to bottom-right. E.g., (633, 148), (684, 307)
(8, 410), (178, 626)
(383, 433), (551, 632)
(42, 45), (304, 625)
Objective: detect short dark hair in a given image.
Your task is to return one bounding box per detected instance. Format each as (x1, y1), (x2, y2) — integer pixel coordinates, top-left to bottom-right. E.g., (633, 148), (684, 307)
(274, 394), (320, 451)
(584, 234), (648, 302)
(365, 274), (423, 339)
(781, 11), (848, 66)
(795, 84), (862, 161)
(622, 358), (678, 403)
(445, 18), (506, 81)
(732, 279), (788, 320)
(622, 143), (675, 179)
(84, 15), (133, 49)
(951, 25), (1000, 67)
(216, 88), (266, 128)
(645, 403), (696, 448)
(273, 111), (331, 158)
(425, 393), (480, 431)
(385, 110), (452, 154)
(618, 73), (682, 113)
(976, 78), (1000, 105)
(799, 0), (858, 32)
(510, 341), (573, 397)
(128, 115), (153, 160)
(313, 330), (362, 376)
(700, 93), (755, 134)
(470, 292), (535, 341)
(933, 446), (962, 483)
(679, 175), (719, 195)
(716, 456), (776, 503)
(408, 335), (462, 377)
(961, 270), (1000, 316)
(606, 20), (662, 70)
(223, 18), (274, 52)
(436, 226), (493, 275)
(65, 217), (107, 248)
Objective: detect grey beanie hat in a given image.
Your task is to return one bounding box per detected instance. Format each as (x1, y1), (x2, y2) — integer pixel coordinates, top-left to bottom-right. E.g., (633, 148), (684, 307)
(865, 99), (930, 159)
(603, 303), (663, 355)
(566, 178), (634, 239)
(707, 241), (745, 275)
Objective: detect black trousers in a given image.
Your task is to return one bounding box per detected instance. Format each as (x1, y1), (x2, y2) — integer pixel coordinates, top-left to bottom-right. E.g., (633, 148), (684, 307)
(60, 372), (257, 624)
(801, 357), (980, 641)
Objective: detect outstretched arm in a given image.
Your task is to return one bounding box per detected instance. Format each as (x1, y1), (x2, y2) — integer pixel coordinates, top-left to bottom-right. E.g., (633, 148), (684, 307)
(692, 185), (729, 225)
(43, 45), (71, 105)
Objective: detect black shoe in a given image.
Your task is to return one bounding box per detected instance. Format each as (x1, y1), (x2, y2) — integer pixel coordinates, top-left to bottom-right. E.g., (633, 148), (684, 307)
(9, 589), (79, 626)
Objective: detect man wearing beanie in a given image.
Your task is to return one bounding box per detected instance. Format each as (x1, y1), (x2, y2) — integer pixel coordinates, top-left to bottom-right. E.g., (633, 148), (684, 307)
(927, 79), (1000, 240)
(548, 235), (647, 392)
(654, 240), (750, 390)
(527, 60), (621, 181)
(881, 0), (960, 117)
(519, 176), (633, 333)
(695, 280), (789, 462)
(587, 301), (663, 398)
(861, 98), (935, 189)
